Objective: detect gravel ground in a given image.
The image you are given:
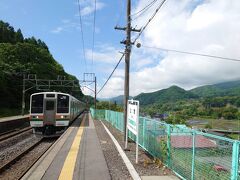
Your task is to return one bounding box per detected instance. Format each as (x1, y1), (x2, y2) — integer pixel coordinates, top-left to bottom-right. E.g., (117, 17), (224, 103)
(98, 120), (175, 178)
(0, 134), (41, 167)
(0, 130), (33, 150)
(94, 120), (132, 180)
(0, 139), (55, 180)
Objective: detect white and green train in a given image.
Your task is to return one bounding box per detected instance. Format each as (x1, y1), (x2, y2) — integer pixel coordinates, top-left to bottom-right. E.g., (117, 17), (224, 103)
(29, 92), (86, 135)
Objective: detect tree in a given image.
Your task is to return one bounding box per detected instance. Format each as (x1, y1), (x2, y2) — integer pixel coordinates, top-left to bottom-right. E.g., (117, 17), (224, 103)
(15, 29), (24, 42)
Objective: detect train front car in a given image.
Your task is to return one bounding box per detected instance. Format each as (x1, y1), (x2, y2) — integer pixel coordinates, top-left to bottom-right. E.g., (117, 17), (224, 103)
(30, 92), (73, 135)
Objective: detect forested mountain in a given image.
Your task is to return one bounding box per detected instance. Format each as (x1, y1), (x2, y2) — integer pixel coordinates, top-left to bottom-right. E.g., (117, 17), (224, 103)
(190, 80), (240, 97)
(132, 81), (240, 122)
(110, 95), (133, 105)
(135, 86), (198, 105)
(0, 20), (84, 116)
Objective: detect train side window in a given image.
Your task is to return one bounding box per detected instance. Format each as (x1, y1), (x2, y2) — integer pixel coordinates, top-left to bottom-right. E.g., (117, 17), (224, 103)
(46, 101), (55, 110)
(57, 94), (69, 113)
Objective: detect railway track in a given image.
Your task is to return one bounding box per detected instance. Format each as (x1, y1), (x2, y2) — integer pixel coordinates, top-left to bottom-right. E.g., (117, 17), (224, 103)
(0, 137), (56, 180)
(0, 127), (32, 142)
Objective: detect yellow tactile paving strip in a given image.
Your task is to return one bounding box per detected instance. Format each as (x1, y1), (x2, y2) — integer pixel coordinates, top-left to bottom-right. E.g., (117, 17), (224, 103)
(58, 115), (86, 180)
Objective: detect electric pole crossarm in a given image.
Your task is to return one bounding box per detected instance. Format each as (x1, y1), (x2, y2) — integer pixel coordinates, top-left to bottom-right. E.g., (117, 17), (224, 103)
(115, 26), (126, 31)
(115, 26), (141, 33)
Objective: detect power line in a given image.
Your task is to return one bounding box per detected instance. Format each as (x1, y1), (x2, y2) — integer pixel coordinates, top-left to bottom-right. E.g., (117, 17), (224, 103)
(91, 0), (97, 72)
(141, 45), (240, 62)
(133, 0), (167, 44)
(116, 0), (125, 26)
(131, 0), (158, 21)
(77, 0), (87, 72)
(97, 53), (125, 95)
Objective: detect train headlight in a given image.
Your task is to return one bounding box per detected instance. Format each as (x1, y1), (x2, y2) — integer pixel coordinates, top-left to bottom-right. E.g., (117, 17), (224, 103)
(61, 115), (64, 119)
(36, 116), (39, 119)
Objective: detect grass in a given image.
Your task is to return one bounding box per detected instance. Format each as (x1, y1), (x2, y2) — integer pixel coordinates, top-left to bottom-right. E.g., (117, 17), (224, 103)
(190, 117), (240, 131)
(171, 149), (231, 180)
(227, 134), (240, 140)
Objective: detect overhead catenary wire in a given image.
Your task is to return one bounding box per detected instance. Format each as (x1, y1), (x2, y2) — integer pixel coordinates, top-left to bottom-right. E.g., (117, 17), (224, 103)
(133, 0), (167, 44)
(116, 0), (125, 26)
(131, 0), (158, 21)
(91, 0), (97, 72)
(77, 0), (87, 72)
(141, 45), (240, 62)
(97, 53), (125, 95)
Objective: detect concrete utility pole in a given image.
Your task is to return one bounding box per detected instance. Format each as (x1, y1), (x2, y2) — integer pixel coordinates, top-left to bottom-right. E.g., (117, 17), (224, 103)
(115, 0), (141, 142)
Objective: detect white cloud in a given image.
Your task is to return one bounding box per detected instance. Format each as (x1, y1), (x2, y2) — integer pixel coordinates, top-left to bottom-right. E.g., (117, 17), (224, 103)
(75, 0), (105, 17)
(51, 27), (64, 34)
(98, 77), (124, 98)
(81, 2), (105, 16)
(98, 0), (240, 98)
(50, 19), (79, 34)
(85, 45), (123, 64)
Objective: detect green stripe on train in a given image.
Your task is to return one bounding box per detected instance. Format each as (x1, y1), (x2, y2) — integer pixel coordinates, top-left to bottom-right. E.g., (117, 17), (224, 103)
(31, 119), (70, 121)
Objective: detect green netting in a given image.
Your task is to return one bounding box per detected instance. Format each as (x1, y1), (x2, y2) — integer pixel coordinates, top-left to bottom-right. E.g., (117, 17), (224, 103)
(90, 108), (240, 180)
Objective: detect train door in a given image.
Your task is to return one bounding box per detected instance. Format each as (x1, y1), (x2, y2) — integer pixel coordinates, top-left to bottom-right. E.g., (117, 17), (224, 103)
(44, 100), (56, 125)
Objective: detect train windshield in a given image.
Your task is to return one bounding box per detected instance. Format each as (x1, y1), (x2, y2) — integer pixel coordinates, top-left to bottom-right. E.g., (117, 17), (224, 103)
(31, 94), (44, 113)
(57, 94), (69, 113)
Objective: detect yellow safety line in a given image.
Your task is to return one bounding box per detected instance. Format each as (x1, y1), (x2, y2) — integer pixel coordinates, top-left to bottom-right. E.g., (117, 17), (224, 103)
(58, 115), (86, 180)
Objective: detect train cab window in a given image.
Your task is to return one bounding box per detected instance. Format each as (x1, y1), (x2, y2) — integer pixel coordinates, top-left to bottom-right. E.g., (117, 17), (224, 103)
(31, 94), (44, 113)
(46, 101), (55, 111)
(57, 95), (69, 113)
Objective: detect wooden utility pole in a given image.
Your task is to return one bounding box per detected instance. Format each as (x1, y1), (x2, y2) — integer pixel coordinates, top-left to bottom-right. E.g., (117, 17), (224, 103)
(115, 0), (141, 142)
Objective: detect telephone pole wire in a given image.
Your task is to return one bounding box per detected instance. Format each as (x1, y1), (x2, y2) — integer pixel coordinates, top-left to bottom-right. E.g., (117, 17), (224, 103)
(115, 0), (141, 142)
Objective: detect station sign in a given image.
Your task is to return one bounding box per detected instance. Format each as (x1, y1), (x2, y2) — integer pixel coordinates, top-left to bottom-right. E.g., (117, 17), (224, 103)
(127, 100), (139, 135)
(125, 99), (139, 163)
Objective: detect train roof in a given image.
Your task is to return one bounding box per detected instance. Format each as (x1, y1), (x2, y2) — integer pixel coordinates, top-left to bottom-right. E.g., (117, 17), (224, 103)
(31, 92), (86, 104)
(31, 92), (70, 96)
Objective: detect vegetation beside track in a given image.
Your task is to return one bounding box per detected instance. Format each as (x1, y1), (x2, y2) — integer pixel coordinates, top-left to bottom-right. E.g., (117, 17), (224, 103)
(0, 20), (91, 116)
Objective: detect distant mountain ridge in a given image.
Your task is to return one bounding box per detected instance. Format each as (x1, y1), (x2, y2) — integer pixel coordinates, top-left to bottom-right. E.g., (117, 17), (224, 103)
(135, 85), (198, 105)
(107, 80), (240, 106)
(98, 95), (133, 105)
(190, 80), (240, 97)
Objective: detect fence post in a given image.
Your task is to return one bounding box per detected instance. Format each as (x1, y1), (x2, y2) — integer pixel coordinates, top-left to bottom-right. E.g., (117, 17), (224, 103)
(191, 131), (196, 180)
(167, 124), (171, 167)
(231, 141), (239, 180)
(143, 118), (146, 148)
(105, 110), (107, 121)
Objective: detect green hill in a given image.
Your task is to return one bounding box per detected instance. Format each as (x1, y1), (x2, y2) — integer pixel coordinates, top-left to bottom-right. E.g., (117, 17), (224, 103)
(190, 80), (240, 97)
(110, 95), (133, 105)
(0, 20), (84, 116)
(135, 85), (198, 105)
(133, 80), (240, 106)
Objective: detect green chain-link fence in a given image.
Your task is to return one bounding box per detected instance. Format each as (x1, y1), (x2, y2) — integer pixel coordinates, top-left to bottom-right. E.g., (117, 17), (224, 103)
(90, 108), (240, 180)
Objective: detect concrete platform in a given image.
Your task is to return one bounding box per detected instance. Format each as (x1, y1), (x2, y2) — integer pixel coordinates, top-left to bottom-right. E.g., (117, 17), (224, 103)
(22, 112), (110, 180)
(0, 115), (29, 123)
(0, 115), (30, 133)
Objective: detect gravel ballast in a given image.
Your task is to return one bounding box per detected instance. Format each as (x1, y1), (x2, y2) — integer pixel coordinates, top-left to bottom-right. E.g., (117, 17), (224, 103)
(0, 139), (55, 180)
(94, 119), (175, 179)
(94, 120), (132, 180)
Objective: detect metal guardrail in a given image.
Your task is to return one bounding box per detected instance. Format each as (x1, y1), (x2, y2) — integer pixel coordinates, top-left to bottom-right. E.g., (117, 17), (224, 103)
(90, 108), (240, 180)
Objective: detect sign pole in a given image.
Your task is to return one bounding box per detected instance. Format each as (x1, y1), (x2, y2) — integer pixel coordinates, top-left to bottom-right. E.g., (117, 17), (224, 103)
(136, 101), (139, 164)
(125, 101), (128, 149)
(126, 99), (139, 163)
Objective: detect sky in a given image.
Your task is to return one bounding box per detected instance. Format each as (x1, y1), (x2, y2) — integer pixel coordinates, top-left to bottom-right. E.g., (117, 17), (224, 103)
(0, 0), (240, 98)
